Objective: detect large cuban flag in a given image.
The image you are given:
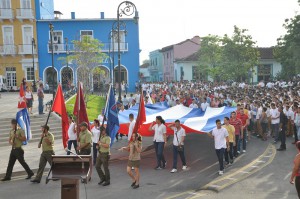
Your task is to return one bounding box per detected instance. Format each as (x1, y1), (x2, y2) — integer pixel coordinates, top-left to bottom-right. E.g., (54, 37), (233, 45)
(118, 103), (236, 136)
(16, 108), (32, 145)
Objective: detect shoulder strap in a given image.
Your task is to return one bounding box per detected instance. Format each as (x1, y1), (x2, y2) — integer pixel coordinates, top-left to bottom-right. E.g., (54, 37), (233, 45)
(175, 128), (180, 145)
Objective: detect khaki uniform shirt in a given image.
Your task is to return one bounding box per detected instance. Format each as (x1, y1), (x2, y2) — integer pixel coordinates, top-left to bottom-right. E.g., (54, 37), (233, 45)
(99, 135), (111, 154)
(129, 141), (142, 161)
(42, 132), (54, 151)
(79, 129), (92, 149)
(10, 129), (25, 148)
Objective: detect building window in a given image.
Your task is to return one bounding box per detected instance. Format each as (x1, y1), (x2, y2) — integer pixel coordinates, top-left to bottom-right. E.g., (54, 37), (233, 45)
(26, 66), (34, 81)
(257, 64), (272, 82)
(21, 0), (31, 8)
(1, 0), (11, 8)
(51, 31), (63, 44)
(80, 30), (93, 40)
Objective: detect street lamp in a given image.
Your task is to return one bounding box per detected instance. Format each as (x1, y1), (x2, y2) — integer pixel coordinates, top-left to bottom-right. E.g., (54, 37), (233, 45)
(49, 23), (55, 100)
(65, 37), (69, 91)
(117, 1), (138, 102)
(31, 38), (36, 92)
(110, 21), (126, 88)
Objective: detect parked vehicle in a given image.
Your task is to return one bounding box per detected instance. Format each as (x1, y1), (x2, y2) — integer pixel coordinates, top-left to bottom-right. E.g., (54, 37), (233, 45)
(0, 75), (7, 91)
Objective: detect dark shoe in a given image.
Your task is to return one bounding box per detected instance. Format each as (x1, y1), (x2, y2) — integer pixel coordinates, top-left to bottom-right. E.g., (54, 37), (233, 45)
(98, 179), (105, 185)
(25, 173), (34, 180)
(277, 148), (286, 151)
(1, 177), (11, 181)
(132, 184), (139, 189)
(131, 181), (136, 187)
(31, 179), (40, 183)
(102, 181), (110, 186)
(162, 161), (167, 169)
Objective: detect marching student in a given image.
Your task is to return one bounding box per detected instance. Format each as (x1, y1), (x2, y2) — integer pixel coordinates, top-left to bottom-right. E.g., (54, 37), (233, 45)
(119, 133), (142, 189)
(207, 119), (229, 175)
(168, 120), (187, 173)
(31, 125), (54, 183)
(1, 119), (34, 181)
(148, 116), (167, 170)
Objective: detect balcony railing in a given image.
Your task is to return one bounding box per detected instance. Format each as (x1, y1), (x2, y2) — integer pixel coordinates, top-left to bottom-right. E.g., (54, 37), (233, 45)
(0, 8), (14, 20)
(16, 8), (34, 20)
(47, 42), (129, 53)
(18, 44), (36, 55)
(0, 45), (17, 55)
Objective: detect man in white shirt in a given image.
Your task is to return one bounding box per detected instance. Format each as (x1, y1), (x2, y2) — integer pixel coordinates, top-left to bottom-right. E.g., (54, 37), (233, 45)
(201, 98), (209, 111)
(127, 113), (136, 141)
(270, 103), (280, 143)
(189, 99), (199, 108)
(208, 119), (229, 175)
(167, 120), (187, 173)
(122, 95), (129, 109)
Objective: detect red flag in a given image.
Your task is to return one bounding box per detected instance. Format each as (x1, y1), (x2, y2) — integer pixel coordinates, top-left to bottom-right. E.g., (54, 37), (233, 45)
(18, 84), (27, 109)
(52, 84), (69, 148)
(73, 83), (90, 133)
(132, 92), (146, 135)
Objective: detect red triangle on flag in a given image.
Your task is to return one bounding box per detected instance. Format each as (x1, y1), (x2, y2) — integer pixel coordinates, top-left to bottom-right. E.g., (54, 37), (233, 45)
(18, 84), (27, 109)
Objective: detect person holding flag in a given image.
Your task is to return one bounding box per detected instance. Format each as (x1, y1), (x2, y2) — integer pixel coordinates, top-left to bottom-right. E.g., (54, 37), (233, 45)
(77, 122), (92, 155)
(31, 125), (54, 183)
(1, 119), (34, 181)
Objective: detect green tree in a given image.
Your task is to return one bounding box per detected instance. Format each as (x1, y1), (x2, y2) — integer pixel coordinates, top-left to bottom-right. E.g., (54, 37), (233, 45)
(274, 15), (300, 79)
(222, 26), (260, 82)
(197, 35), (224, 81)
(59, 36), (107, 103)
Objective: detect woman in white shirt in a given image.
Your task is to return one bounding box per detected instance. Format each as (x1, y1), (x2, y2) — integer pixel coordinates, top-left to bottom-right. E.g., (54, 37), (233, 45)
(67, 116), (77, 155)
(91, 119), (101, 165)
(148, 116), (167, 170)
(25, 86), (33, 114)
(294, 107), (300, 140)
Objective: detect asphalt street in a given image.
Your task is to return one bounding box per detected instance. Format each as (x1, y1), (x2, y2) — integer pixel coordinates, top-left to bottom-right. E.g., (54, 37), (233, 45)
(1, 133), (294, 199)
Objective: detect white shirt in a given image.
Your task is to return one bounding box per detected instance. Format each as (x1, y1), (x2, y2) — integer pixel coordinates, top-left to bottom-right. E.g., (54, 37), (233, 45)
(97, 115), (104, 123)
(123, 97), (129, 106)
(201, 102), (209, 111)
(256, 107), (262, 120)
(128, 120), (136, 141)
(91, 126), (100, 143)
(270, 108), (280, 124)
(189, 103), (199, 108)
(68, 123), (77, 140)
(152, 124), (166, 142)
(211, 127), (228, 149)
(172, 127), (186, 146)
(25, 91), (32, 99)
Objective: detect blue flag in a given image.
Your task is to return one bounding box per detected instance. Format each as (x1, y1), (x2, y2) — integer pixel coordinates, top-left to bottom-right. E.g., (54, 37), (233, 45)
(106, 85), (120, 145)
(16, 108), (32, 145)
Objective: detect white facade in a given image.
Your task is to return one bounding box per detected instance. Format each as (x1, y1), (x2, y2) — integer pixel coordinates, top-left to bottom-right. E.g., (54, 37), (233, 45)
(252, 59), (282, 83)
(174, 61), (196, 81)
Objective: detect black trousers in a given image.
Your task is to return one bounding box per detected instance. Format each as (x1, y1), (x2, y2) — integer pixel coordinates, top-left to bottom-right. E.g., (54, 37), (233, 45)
(279, 128), (286, 149)
(5, 148), (33, 178)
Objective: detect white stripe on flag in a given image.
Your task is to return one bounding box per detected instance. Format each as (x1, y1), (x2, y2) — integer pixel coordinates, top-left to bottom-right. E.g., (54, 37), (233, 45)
(145, 104), (193, 124)
(183, 106), (225, 132)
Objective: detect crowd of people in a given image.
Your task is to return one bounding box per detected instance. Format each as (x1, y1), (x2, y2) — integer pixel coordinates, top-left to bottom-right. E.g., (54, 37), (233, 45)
(2, 77), (300, 195)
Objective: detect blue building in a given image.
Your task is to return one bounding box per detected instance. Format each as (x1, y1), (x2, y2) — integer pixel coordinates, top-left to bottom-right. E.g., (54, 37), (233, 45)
(35, 0), (140, 92)
(148, 49), (163, 82)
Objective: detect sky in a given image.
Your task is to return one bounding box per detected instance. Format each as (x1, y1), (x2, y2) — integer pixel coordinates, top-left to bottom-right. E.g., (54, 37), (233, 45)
(54, 0), (300, 63)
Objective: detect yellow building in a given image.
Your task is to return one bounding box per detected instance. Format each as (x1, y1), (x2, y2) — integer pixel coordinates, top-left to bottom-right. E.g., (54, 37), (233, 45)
(0, 0), (38, 90)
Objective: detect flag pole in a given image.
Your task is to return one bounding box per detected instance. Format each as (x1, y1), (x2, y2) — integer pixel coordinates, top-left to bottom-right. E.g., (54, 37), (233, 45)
(76, 81), (80, 136)
(101, 84), (111, 127)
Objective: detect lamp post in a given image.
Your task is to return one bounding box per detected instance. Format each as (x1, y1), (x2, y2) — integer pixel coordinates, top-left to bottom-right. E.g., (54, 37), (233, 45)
(116, 1), (138, 102)
(65, 37), (69, 91)
(49, 23), (55, 100)
(31, 38), (36, 92)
